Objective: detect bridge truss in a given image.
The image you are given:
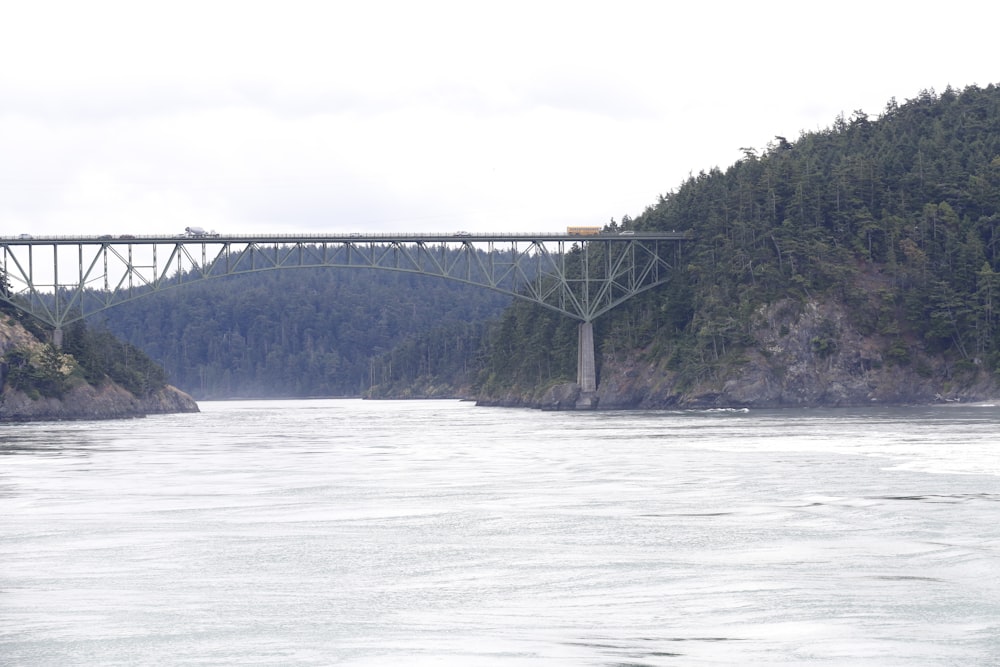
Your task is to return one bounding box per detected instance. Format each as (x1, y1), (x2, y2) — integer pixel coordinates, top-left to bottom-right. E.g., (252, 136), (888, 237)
(0, 232), (689, 333)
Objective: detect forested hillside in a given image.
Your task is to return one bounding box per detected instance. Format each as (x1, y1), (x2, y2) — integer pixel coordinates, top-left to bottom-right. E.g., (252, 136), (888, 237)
(100, 84), (1000, 407)
(477, 84), (1000, 406)
(100, 266), (510, 398)
(0, 298), (167, 400)
(0, 298), (197, 420)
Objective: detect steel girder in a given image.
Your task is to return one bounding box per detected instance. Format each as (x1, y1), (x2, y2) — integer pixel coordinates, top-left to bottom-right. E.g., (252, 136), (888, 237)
(0, 234), (688, 329)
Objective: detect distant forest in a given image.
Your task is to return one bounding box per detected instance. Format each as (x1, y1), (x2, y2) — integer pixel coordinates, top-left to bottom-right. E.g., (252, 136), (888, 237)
(98, 267), (510, 398)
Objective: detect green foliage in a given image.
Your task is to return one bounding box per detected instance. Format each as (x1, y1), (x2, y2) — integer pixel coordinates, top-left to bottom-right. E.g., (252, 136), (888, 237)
(366, 319), (492, 397)
(3, 345), (72, 398)
(98, 266), (510, 398)
(82, 84), (1000, 397)
(62, 322), (168, 397)
(810, 319), (839, 357)
(479, 84), (1000, 391)
(2, 318), (168, 400)
(475, 299), (579, 395)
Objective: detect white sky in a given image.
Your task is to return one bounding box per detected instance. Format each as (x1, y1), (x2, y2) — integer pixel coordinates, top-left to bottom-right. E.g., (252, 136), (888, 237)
(1, 0), (997, 237)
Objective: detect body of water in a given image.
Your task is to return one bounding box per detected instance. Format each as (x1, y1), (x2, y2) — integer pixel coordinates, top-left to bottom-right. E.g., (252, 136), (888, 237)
(2, 399), (999, 665)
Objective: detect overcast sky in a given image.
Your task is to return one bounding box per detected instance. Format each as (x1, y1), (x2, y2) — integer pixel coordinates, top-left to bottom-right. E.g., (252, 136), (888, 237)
(1, 1), (997, 237)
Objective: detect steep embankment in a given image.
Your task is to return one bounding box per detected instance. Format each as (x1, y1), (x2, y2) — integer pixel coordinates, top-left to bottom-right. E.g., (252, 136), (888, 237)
(476, 85), (1000, 410)
(594, 297), (999, 409)
(0, 316), (198, 421)
(0, 381), (199, 421)
(478, 294), (1000, 410)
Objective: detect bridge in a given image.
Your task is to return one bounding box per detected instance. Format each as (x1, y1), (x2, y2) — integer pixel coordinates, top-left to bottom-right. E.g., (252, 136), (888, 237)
(0, 231), (689, 407)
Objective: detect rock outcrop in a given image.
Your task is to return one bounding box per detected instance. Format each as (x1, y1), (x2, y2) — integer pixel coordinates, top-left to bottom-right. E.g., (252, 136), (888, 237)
(0, 382), (199, 421)
(479, 297), (1000, 410)
(476, 381), (581, 410)
(0, 315), (199, 421)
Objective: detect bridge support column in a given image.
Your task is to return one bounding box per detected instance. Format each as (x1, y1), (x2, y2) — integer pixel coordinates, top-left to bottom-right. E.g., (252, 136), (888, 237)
(52, 328), (63, 349)
(576, 320), (597, 409)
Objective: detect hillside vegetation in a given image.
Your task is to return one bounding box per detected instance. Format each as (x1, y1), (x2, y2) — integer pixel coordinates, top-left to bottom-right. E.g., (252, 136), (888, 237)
(99, 84), (1000, 407)
(101, 267), (509, 399)
(477, 84), (1000, 406)
(0, 304), (197, 420)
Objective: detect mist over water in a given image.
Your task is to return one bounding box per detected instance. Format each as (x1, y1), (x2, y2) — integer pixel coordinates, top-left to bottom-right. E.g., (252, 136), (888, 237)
(2, 400), (999, 665)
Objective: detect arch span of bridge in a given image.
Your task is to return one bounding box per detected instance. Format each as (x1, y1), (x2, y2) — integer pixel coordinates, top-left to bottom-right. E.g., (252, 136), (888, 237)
(0, 232), (689, 406)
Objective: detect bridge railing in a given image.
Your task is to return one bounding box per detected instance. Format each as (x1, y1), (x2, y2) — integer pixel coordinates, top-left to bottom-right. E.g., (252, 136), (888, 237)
(0, 233), (690, 330)
(1, 231), (689, 242)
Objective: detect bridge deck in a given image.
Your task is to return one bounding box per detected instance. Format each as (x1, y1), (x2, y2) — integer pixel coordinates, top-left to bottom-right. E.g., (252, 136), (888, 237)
(0, 231), (690, 330)
(3, 231), (689, 244)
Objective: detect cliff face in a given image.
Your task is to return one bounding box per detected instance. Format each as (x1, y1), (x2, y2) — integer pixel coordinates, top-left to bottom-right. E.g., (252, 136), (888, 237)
(602, 304), (982, 408)
(0, 316), (199, 421)
(475, 381), (583, 410)
(479, 297), (1000, 410)
(0, 382), (199, 421)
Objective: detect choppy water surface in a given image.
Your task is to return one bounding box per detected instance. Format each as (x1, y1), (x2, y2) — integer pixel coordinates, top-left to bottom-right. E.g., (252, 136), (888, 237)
(2, 400), (999, 665)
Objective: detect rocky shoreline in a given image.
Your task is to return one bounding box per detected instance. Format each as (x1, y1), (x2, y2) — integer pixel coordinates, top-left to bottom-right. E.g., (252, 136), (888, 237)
(0, 316), (199, 422)
(0, 382), (199, 421)
(475, 298), (1000, 411)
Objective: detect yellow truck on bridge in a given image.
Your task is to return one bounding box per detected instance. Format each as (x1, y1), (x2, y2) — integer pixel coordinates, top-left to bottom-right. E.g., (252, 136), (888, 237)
(566, 226), (602, 236)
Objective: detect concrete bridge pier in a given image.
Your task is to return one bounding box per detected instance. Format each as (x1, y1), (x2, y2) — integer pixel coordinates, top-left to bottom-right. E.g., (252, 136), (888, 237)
(576, 320), (597, 409)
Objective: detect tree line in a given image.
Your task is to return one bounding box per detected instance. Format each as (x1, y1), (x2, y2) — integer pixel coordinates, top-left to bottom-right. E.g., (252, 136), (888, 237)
(1, 298), (167, 400)
(98, 264), (510, 398)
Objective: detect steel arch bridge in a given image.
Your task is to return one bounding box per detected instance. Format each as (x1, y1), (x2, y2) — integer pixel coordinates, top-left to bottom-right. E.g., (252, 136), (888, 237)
(0, 231), (689, 405)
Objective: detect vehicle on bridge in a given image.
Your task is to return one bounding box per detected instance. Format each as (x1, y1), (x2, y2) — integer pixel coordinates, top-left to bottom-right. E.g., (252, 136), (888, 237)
(184, 226), (219, 238)
(567, 226), (601, 236)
